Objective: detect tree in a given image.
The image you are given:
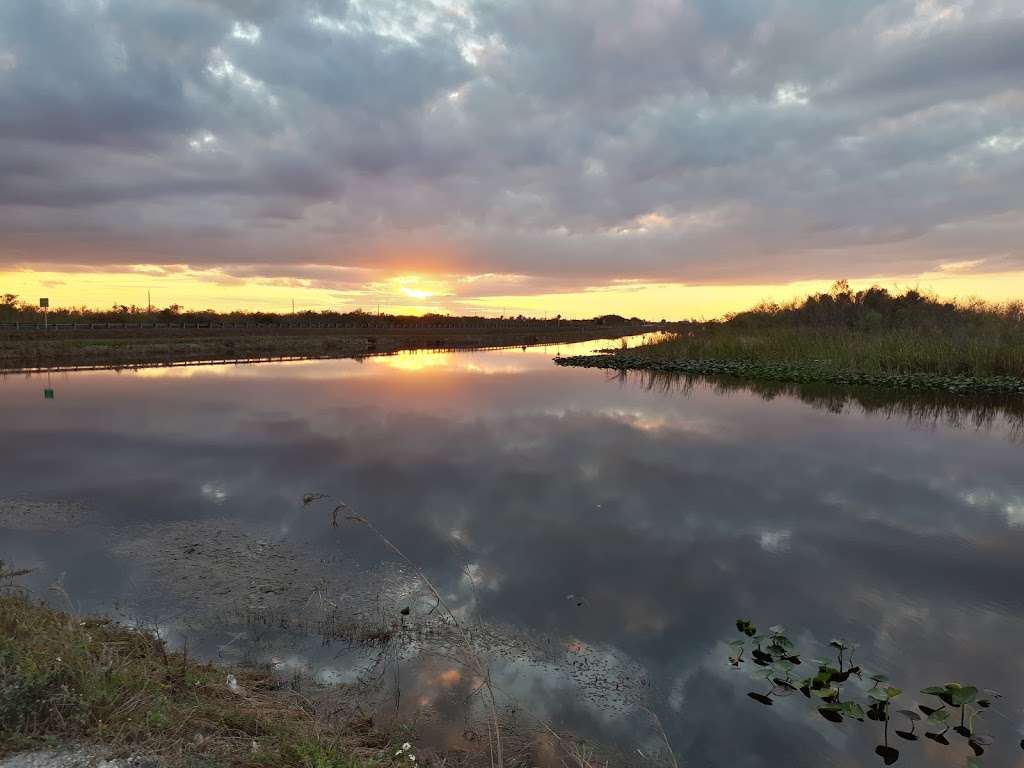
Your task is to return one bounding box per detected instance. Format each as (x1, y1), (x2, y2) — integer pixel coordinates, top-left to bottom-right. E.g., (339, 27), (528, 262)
(830, 279), (851, 298)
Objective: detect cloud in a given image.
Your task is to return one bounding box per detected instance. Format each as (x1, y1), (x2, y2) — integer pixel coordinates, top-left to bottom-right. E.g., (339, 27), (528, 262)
(1, 0), (1022, 288)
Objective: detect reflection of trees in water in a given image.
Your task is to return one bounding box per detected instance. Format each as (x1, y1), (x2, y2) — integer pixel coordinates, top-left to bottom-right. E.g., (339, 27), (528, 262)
(619, 369), (1024, 441)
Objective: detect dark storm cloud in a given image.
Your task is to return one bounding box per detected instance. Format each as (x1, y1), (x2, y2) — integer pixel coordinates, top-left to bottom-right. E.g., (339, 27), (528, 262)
(0, 0), (1022, 285)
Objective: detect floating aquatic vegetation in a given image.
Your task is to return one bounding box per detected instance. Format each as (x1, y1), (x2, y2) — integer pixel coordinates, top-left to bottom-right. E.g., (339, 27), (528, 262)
(727, 619), (1022, 767)
(106, 515), (659, 765)
(556, 354), (1024, 397)
(0, 498), (91, 531)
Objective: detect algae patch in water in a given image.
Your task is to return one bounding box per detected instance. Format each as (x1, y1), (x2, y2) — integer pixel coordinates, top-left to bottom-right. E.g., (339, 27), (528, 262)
(0, 499), (91, 532)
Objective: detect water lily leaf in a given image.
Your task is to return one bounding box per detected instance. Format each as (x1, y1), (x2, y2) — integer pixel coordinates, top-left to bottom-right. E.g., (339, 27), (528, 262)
(812, 687), (840, 699)
(897, 710), (921, 722)
(976, 699), (991, 708)
(769, 625), (784, 635)
(841, 701), (866, 720)
(829, 639), (848, 650)
(966, 758), (983, 768)
(875, 745), (899, 765)
(921, 686), (948, 696)
(729, 639), (746, 648)
(868, 686), (900, 702)
(747, 692), (773, 706)
(950, 686), (978, 706)
(736, 619), (757, 637)
(895, 731), (918, 742)
(925, 731), (950, 746)
(927, 709), (951, 726)
(968, 739), (985, 757)
(869, 673), (890, 683)
(954, 725), (972, 738)
(918, 705), (938, 716)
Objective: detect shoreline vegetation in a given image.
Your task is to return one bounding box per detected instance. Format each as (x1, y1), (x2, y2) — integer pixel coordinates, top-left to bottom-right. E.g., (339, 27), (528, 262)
(556, 283), (1024, 396)
(0, 299), (658, 372)
(0, 590), (388, 768)
(0, 578), (626, 768)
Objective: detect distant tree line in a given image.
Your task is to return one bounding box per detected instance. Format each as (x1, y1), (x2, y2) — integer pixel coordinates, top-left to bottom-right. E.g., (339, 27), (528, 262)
(0, 294), (648, 327)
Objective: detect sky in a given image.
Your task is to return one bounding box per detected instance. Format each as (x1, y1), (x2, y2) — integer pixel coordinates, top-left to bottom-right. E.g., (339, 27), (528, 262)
(1, 0), (1023, 318)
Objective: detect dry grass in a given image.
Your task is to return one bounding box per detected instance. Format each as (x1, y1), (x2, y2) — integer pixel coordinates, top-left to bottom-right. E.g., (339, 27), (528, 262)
(0, 591), (384, 767)
(648, 285), (1024, 378)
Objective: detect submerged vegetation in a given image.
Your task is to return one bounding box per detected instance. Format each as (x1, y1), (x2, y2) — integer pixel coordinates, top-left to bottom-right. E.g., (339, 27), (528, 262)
(556, 283), (1024, 395)
(728, 619), (1023, 767)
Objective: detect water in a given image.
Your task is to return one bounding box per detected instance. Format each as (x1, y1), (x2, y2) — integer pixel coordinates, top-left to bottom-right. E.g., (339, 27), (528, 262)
(2, 337), (1023, 766)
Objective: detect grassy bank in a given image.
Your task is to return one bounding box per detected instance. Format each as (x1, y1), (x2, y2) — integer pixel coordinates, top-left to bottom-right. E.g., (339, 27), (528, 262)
(556, 285), (1024, 395)
(0, 325), (649, 372)
(0, 593), (384, 767)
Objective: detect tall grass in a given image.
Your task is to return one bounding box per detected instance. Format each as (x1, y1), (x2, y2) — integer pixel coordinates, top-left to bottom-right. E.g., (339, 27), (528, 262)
(647, 284), (1024, 378)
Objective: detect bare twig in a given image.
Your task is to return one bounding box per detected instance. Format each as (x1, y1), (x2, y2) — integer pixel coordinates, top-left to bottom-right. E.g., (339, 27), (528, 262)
(308, 494), (505, 767)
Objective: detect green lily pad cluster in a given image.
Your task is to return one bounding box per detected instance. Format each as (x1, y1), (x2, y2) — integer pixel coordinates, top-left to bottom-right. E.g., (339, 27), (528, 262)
(729, 620), (1013, 767)
(554, 354), (1024, 396)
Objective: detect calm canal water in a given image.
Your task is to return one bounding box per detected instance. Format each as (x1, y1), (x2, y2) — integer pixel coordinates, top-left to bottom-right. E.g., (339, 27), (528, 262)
(2, 337), (1023, 767)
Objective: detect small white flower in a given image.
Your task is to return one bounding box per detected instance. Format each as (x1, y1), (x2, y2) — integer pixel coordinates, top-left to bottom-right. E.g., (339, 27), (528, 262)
(395, 751), (404, 757)
(251, 740), (258, 753)
(55, 656), (62, 662)
(402, 743), (412, 751)
(409, 756), (416, 761)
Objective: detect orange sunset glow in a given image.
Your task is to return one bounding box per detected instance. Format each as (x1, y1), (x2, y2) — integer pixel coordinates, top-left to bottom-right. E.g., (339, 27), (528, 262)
(1, 1), (1021, 317)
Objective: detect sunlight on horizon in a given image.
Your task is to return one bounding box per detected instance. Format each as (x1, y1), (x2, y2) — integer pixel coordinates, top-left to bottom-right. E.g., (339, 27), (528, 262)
(3, 266), (1022, 321)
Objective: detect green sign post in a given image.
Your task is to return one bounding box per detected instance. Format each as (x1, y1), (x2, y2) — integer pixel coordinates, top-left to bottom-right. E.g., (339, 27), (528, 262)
(44, 388), (54, 400)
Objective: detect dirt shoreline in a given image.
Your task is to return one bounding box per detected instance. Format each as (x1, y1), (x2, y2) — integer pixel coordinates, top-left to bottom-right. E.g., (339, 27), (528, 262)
(0, 324), (654, 372)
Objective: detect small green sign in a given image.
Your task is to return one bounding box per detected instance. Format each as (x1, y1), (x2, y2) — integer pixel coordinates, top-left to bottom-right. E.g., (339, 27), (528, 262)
(43, 388), (54, 400)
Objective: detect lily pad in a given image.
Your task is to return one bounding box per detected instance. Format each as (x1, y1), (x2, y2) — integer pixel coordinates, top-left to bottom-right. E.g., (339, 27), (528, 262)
(927, 709), (951, 726)
(949, 686), (978, 706)
(841, 701), (866, 720)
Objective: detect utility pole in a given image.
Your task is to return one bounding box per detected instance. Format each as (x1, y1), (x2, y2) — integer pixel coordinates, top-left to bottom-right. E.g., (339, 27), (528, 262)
(148, 290), (152, 314)
(292, 298), (295, 315)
